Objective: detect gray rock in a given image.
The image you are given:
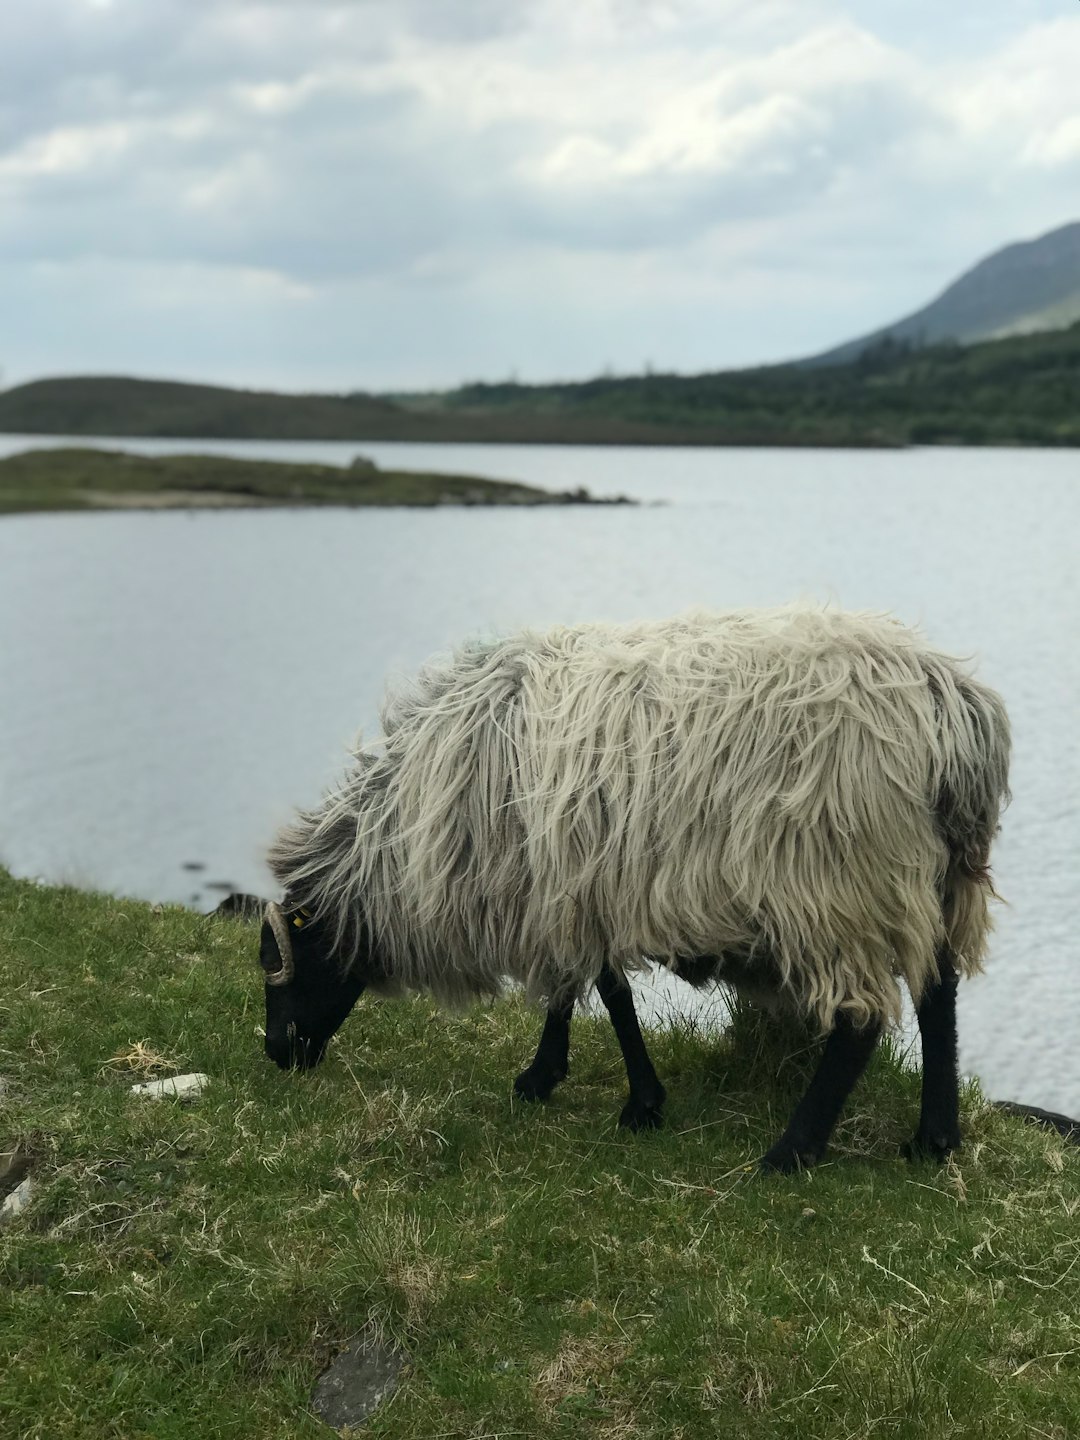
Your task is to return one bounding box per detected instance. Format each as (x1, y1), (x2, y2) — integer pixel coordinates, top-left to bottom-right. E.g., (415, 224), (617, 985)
(131, 1073), (209, 1102)
(211, 892), (268, 921)
(994, 1100), (1080, 1144)
(0, 1177), (33, 1223)
(0, 1147), (30, 1192)
(311, 1334), (407, 1432)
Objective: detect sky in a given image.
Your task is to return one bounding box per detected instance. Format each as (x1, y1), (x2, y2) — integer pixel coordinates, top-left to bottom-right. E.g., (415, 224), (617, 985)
(1, 0), (1078, 392)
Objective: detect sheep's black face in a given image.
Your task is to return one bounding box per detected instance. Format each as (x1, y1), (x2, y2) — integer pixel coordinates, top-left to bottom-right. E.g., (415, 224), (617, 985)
(260, 907), (367, 1071)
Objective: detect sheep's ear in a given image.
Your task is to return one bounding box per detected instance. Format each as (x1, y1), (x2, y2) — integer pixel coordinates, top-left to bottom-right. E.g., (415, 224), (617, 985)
(260, 903), (295, 986)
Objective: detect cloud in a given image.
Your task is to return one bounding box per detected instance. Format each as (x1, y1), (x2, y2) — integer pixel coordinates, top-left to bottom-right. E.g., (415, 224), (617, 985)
(1, 1), (1078, 384)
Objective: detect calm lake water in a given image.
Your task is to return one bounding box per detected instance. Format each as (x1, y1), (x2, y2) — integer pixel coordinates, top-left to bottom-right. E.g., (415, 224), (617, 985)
(1, 434), (1078, 1112)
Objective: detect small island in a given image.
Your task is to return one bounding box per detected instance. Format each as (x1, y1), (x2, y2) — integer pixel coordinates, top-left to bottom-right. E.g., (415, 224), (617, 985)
(0, 447), (632, 516)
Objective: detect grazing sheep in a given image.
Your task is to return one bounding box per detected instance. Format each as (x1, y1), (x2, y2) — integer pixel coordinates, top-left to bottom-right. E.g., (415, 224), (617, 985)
(258, 607), (1009, 1171)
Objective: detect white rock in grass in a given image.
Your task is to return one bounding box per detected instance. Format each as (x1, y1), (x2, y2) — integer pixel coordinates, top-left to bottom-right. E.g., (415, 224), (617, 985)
(130, 1072), (209, 1102)
(0, 1177), (33, 1223)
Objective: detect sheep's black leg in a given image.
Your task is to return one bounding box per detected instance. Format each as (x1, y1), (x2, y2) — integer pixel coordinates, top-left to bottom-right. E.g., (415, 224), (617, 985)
(514, 992), (574, 1103)
(760, 1013), (881, 1173)
(595, 964), (667, 1131)
(903, 950), (961, 1162)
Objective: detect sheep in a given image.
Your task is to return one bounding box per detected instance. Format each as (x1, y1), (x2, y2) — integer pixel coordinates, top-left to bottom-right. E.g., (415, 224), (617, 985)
(258, 606), (1010, 1171)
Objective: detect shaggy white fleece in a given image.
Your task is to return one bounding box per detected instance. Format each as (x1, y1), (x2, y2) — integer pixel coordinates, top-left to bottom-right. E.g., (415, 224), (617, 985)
(269, 607), (1009, 1029)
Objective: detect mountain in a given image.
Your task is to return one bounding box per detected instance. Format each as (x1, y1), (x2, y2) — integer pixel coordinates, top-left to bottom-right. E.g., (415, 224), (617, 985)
(806, 220), (1080, 367)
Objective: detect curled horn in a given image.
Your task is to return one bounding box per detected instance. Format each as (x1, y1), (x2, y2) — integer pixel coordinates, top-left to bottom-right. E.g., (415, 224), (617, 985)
(262, 902), (295, 986)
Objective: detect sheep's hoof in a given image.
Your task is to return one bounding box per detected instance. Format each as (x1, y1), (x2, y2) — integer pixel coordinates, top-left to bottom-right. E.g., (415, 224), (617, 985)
(513, 1065), (566, 1104)
(618, 1095), (665, 1131)
(902, 1126), (960, 1164)
(759, 1140), (820, 1174)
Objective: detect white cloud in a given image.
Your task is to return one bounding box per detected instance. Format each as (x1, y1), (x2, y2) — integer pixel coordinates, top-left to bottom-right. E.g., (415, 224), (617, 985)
(0, 1), (1077, 386)
(1023, 118), (1080, 170)
(0, 121), (133, 180)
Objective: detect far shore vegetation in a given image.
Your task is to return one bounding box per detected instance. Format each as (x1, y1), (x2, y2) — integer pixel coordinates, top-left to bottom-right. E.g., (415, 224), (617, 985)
(0, 447), (628, 516)
(2, 869), (1079, 1438)
(1, 320), (1078, 447)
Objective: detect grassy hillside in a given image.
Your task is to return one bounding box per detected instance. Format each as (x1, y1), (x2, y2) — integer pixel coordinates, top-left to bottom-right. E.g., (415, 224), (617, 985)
(0, 377), (405, 440)
(2, 871), (1078, 1439)
(0, 448), (620, 516)
(4, 321), (1079, 446)
(435, 322), (1080, 447)
(0, 375), (864, 447)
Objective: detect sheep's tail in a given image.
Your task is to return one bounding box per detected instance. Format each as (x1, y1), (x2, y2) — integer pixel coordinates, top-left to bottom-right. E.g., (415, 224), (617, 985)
(928, 663), (1011, 981)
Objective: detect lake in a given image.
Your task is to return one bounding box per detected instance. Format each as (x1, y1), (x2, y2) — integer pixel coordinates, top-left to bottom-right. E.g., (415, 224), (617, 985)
(1, 433), (1077, 1113)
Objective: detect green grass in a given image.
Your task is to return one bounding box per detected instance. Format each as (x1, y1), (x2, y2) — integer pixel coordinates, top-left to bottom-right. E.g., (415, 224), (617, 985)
(0, 448), (608, 516)
(2, 870), (1078, 1438)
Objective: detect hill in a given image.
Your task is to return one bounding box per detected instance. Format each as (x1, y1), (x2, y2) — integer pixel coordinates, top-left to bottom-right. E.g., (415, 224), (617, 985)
(2, 321), (1079, 448)
(431, 321), (1080, 446)
(807, 220), (1080, 367)
(0, 376), (444, 441)
(0, 375), (851, 448)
